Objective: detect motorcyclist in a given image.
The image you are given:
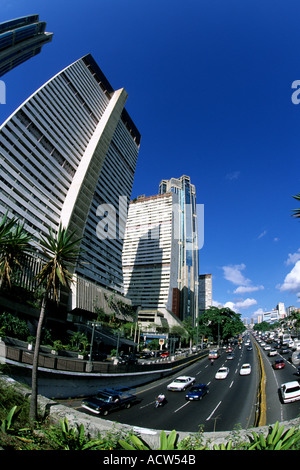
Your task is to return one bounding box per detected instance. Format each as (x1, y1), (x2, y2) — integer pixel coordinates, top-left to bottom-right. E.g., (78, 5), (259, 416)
(157, 393), (166, 403)
(155, 393), (166, 407)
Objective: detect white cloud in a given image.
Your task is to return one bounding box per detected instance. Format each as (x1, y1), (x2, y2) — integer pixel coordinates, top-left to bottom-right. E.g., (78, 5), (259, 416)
(257, 230), (267, 239)
(285, 249), (300, 266)
(222, 264), (251, 286)
(234, 285), (264, 294)
(226, 170), (240, 181)
(278, 260), (300, 294)
(223, 298), (257, 312)
(223, 263), (264, 294)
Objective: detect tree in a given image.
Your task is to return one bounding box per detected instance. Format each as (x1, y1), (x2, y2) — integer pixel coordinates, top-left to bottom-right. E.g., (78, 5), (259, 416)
(0, 213), (32, 289)
(198, 307), (245, 343)
(291, 193), (300, 219)
(29, 224), (81, 422)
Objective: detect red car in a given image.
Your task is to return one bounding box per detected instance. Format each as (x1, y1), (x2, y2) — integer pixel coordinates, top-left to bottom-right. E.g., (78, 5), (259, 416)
(273, 359), (285, 370)
(160, 351), (170, 357)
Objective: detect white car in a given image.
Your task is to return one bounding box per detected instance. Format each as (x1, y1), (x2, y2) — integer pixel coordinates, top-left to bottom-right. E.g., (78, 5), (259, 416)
(268, 349), (277, 357)
(239, 363), (251, 375)
(264, 345), (271, 350)
(215, 367), (229, 379)
(280, 381), (300, 403)
(167, 375), (195, 391)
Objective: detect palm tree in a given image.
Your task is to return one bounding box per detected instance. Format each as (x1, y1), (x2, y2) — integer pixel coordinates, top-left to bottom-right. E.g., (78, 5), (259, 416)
(29, 223), (81, 422)
(292, 193), (300, 219)
(0, 217), (33, 289)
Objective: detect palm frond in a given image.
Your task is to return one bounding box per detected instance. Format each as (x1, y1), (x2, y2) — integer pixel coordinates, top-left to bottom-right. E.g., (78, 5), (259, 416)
(35, 224), (82, 301)
(292, 193), (300, 219)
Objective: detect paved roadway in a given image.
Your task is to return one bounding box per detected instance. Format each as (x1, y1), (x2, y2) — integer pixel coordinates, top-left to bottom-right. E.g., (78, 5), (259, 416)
(61, 340), (260, 433)
(253, 336), (300, 426)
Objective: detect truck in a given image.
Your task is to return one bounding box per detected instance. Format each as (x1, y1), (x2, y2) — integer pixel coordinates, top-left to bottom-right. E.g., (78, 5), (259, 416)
(81, 386), (136, 416)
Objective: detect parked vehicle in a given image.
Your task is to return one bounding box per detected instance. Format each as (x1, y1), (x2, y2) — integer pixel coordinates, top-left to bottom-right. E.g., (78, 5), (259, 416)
(89, 351), (107, 361)
(118, 353), (137, 365)
(81, 387), (136, 415)
(280, 381), (300, 403)
(160, 351), (170, 358)
(167, 375), (195, 391)
(185, 384), (209, 400)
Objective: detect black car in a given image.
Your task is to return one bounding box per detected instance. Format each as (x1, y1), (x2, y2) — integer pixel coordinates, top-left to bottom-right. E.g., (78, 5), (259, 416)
(90, 351), (107, 361)
(118, 354), (138, 365)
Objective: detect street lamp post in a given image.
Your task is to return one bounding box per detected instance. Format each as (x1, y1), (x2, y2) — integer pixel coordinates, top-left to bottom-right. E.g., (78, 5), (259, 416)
(86, 321), (101, 371)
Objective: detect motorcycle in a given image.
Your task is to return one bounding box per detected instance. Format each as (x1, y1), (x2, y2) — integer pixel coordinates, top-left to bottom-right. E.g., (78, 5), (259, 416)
(155, 396), (167, 408)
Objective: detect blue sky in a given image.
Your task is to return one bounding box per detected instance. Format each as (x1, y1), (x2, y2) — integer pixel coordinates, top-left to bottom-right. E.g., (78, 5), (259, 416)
(1, 0), (300, 320)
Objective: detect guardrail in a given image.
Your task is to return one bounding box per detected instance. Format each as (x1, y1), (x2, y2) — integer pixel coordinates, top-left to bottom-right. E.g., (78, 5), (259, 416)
(0, 339), (208, 376)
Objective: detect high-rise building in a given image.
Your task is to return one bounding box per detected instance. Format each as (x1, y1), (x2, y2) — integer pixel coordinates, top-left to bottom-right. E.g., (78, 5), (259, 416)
(199, 274), (212, 312)
(159, 175), (199, 324)
(0, 15), (53, 77)
(0, 53), (140, 316)
(122, 175), (199, 327)
(122, 192), (179, 328)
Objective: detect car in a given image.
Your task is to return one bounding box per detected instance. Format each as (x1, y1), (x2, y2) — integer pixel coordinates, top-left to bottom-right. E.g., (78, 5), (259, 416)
(215, 367), (229, 379)
(118, 354), (137, 365)
(280, 381), (300, 403)
(90, 351), (107, 361)
(281, 348), (290, 355)
(160, 351), (170, 357)
(247, 346), (253, 351)
(185, 384), (209, 400)
(239, 363), (251, 375)
(81, 387), (136, 415)
(227, 353), (234, 359)
(272, 359), (285, 370)
(268, 349), (277, 357)
(167, 375), (195, 391)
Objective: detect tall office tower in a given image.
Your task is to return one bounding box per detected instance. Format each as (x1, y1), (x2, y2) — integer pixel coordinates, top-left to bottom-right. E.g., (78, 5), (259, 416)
(199, 274), (212, 312)
(122, 193), (180, 328)
(159, 175), (199, 325)
(123, 175), (199, 327)
(0, 15), (53, 77)
(0, 54), (140, 315)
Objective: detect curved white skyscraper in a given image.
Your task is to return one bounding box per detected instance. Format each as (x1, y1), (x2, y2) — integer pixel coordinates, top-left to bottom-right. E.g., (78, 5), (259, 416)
(0, 54), (140, 314)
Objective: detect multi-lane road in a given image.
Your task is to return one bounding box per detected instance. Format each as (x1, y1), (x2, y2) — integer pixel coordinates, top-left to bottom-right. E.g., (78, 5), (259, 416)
(64, 340), (259, 433)
(61, 335), (300, 433)
(255, 336), (300, 425)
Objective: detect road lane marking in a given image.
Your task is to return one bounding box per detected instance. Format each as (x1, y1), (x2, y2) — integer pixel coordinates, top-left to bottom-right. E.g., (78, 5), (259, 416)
(206, 400), (222, 420)
(174, 401), (190, 413)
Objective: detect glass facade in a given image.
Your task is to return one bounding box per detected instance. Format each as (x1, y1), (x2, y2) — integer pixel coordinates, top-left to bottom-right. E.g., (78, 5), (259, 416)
(159, 175), (199, 324)
(0, 15), (53, 77)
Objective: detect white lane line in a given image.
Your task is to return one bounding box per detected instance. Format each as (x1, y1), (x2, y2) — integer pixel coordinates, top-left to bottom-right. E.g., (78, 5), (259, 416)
(174, 401), (190, 413)
(229, 380), (234, 388)
(206, 400), (222, 421)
